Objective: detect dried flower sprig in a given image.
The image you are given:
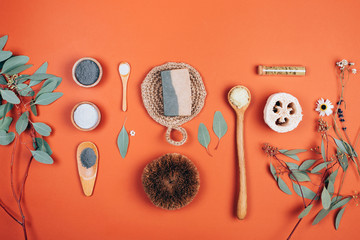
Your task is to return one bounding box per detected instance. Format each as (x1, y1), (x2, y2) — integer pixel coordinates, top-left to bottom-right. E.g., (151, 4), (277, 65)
(263, 60), (359, 239)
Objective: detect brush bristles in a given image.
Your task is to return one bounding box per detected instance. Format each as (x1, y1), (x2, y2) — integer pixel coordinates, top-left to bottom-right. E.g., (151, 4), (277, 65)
(142, 153), (200, 210)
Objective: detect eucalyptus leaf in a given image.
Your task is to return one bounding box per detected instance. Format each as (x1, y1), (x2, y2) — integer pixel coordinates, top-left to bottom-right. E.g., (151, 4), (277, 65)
(0, 117), (12, 131)
(333, 138), (348, 154)
(34, 92), (63, 105)
(0, 103), (13, 118)
(117, 124), (129, 159)
(32, 122), (52, 136)
(30, 73), (55, 81)
(335, 207), (346, 230)
(277, 177), (292, 195)
(0, 51), (12, 62)
(1, 56), (29, 74)
(279, 150), (300, 161)
(34, 137), (52, 155)
(321, 186), (331, 209)
(286, 162), (299, 170)
(6, 64), (32, 75)
(30, 150), (53, 164)
(0, 75), (7, 85)
(292, 182), (316, 199)
(327, 179), (334, 195)
(282, 149), (307, 155)
(299, 159), (317, 171)
(0, 130), (15, 145)
(298, 204), (313, 219)
(289, 171), (311, 182)
(321, 138), (326, 161)
(311, 162), (330, 173)
(0, 89), (20, 104)
(17, 83), (34, 97)
(15, 74), (31, 83)
(331, 197), (351, 210)
(339, 153), (348, 172)
(35, 62), (48, 74)
(36, 81), (57, 98)
(312, 209), (331, 225)
(15, 112), (28, 135)
(212, 111), (227, 148)
(329, 169), (338, 182)
(29, 73), (56, 87)
(46, 77), (62, 89)
(331, 196), (342, 204)
(344, 141), (358, 157)
(30, 99), (37, 116)
(269, 162), (278, 181)
(0, 35), (8, 49)
(198, 123), (211, 151)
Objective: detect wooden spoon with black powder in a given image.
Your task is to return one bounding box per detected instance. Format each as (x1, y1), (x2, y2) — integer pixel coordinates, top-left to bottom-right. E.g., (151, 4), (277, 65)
(76, 142), (99, 196)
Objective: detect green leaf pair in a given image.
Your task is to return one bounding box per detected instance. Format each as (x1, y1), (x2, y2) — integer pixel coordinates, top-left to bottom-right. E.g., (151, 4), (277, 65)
(33, 137), (53, 156)
(198, 111), (228, 156)
(30, 137), (54, 164)
(312, 197), (351, 228)
(292, 182), (316, 200)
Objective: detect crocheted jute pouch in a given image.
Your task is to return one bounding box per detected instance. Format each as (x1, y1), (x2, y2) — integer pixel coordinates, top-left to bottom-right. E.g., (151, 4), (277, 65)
(141, 62), (207, 146)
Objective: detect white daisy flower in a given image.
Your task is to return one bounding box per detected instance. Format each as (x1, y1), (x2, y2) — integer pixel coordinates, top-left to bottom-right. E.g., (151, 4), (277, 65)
(315, 98), (334, 116)
(130, 130), (136, 136)
(352, 69), (357, 74)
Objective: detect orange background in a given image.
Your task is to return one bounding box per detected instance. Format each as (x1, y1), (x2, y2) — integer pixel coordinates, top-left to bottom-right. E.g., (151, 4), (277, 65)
(1, 0), (360, 239)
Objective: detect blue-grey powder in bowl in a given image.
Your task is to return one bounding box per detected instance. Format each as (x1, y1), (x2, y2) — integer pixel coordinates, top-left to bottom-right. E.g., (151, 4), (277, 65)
(74, 59), (100, 86)
(80, 148), (97, 169)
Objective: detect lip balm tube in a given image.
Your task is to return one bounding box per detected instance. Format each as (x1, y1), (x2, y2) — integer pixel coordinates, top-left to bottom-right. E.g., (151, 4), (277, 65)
(258, 65), (306, 76)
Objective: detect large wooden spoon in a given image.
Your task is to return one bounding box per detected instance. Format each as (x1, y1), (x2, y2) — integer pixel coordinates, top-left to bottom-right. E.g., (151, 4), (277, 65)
(119, 62), (131, 112)
(228, 85), (251, 220)
(77, 142), (99, 197)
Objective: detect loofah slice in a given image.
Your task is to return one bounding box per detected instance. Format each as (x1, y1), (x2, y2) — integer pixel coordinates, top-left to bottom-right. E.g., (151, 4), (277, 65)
(264, 92), (303, 133)
(142, 153), (200, 210)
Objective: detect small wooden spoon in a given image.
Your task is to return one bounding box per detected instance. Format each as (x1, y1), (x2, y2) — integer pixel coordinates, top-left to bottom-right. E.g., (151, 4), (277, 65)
(77, 142), (99, 197)
(119, 62), (131, 112)
(228, 85), (251, 220)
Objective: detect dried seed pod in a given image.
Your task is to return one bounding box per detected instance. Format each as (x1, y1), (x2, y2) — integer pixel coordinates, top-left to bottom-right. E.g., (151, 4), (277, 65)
(142, 153), (200, 210)
(264, 93), (303, 133)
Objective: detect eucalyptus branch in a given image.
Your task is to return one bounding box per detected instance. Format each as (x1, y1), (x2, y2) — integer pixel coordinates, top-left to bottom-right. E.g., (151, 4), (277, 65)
(0, 35), (63, 240)
(274, 155), (307, 207)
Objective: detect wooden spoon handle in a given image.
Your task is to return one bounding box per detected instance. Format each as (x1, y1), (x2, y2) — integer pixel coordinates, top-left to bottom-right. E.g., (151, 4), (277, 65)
(236, 112), (247, 220)
(122, 81), (127, 112)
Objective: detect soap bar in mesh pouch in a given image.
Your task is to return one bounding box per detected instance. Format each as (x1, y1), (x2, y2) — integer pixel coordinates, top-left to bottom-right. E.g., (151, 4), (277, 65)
(141, 62), (206, 146)
(161, 69), (192, 116)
